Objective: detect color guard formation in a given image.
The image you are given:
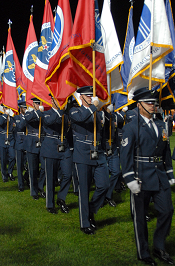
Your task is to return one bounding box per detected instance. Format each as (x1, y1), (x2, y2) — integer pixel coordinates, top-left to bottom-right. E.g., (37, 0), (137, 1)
(0, 86), (175, 266)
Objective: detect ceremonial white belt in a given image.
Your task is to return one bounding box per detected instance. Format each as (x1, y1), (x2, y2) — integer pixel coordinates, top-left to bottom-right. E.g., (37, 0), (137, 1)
(0, 131), (12, 135)
(46, 133), (61, 139)
(17, 132), (25, 135)
(134, 156), (163, 163)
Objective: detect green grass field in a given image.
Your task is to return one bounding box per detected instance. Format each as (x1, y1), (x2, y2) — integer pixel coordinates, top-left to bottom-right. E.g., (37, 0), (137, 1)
(0, 135), (175, 266)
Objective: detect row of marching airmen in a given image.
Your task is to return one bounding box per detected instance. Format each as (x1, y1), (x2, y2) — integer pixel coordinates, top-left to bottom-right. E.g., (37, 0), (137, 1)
(0, 85), (175, 265)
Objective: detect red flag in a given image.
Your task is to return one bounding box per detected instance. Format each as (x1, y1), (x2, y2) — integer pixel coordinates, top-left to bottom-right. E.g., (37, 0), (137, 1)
(21, 15), (38, 107)
(45, 0), (74, 108)
(2, 27), (21, 112)
(31, 0), (54, 107)
(66, 0), (108, 101)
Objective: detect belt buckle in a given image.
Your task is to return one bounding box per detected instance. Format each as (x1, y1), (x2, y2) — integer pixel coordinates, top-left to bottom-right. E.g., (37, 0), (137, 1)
(153, 156), (159, 163)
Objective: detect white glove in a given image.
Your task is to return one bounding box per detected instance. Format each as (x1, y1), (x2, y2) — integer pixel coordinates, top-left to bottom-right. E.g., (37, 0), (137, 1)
(127, 180), (141, 194)
(5, 109), (10, 115)
(91, 96), (99, 105)
(122, 106), (128, 112)
(169, 179), (175, 186)
(39, 105), (44, 112)
(107, 104), (114, 113)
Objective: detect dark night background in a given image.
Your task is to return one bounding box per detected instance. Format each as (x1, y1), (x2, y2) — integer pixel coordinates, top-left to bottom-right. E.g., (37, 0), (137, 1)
(1, 0), (175, 64)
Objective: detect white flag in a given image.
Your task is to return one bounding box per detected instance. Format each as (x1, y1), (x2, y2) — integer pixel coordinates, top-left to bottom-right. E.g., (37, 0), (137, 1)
(98, 0), (124, 108)
(128, 0), (173, 100)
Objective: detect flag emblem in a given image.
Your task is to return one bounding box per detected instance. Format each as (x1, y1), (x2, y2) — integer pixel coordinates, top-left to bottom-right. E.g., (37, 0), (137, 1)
(95, 1), (105, 53)
(129, 37), (135, 62)
(50, 6), (64, 59)
(134, 2), (151, 52)
(22, 41), (38, 82)
(37, 22), (53, 69)
(4, 50), (16, 87)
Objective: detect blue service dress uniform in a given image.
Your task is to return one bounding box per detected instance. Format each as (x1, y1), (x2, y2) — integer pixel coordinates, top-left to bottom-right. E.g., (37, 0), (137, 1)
(69, 104), (109, 229)
(103, 110), (123, 201)
(14, 113), (27, 190)
(120, 115), (174, 260)
(0, 113), (16, 181)
(20, 109), (45, 197)
(37, 107), (72, 209)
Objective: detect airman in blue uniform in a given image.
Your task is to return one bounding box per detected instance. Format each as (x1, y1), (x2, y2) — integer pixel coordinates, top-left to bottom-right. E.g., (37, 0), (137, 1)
(120, 87), (174, 265)
(20, 98), (46, 200)
(14, 101), (27, 191)
(37, 94), (72, 214)
(0, 105), (16, 182)
(102, 104), (124, 207)
(69, 86), (109, 235)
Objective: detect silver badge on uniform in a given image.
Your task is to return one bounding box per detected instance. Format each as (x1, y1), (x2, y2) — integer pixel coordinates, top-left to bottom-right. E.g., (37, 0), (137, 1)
(121, 138), (128, 147)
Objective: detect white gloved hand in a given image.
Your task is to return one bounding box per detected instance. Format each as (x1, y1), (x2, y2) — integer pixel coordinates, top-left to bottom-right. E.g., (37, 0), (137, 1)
(122, 106), (128, 112)
(107, 104), (114, 113)
(5, 109), (10, 115)
(39, 105), (44, 112)
(127, 180), (141, 194)
(91, 96), (99, 105)
(169, 179), (175, 186)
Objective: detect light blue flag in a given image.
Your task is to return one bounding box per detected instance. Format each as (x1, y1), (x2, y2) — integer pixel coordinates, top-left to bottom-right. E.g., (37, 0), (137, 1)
(113, 5), (135, 110)
(120, 6), (135, 92)
(165, 0), (175, 67)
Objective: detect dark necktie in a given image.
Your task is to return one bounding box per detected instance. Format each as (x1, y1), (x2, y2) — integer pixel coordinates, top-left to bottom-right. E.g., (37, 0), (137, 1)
(149, 120), (156, 137)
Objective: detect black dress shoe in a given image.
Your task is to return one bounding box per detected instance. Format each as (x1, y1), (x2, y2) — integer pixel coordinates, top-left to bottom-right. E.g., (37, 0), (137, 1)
(3, 179), (8, 183)
(8, 174), (15, 181)
(153, 248), (174, 265)
(40, 191), (46, 198)
(47, 208), (57, 214)
(74, 192), (79, 196)
(57, 199), (69, 213)
(139, 257), (157, 265)
(18, 188), (24, 192)
(105, 198), (116, 207)
(81, 227), (95, 235)
(89, 213), (96, 230)
(33, 195), (39, 200)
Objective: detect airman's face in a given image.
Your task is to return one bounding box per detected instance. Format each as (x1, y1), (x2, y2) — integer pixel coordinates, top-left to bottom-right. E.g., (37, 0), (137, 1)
(138, 101), (156, 119)
(80, 95), (92, 107)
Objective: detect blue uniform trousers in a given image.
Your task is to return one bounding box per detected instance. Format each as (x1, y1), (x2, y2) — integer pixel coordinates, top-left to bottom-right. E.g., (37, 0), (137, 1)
(131, 186), (174, 259)
(16, 149), (25, 190)
(0, 146), (15, 181)
(45, 156), (72, 208)
(75, 162), (109, 228)
(27, 152), (45, 196)
(106, 149), (121, 200)
(72, 163), (79, 194)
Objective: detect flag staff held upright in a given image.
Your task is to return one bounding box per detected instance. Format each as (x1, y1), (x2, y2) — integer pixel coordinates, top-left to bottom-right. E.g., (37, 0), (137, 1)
(129, 0), (135, 6)
(31, 5), (33, 14)
(149, 0), (154, 90)
(90, 41), (98, 160)
(5, 20), (12, 146)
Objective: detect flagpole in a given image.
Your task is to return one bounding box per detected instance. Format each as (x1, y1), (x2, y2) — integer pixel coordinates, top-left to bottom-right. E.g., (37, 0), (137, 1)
(36, 101), (42, 147)
(108, 73), (112, 155)
(5, 19), (13, 146)
(90, 41), (98, 160)
(149, 46), (153, 90)
(93, 42), (96, 148)
(159, 82), (163, 106)
(149, 0), (154, 90)
(53, 7), (57, 21)
(30, 5), (33, 20)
